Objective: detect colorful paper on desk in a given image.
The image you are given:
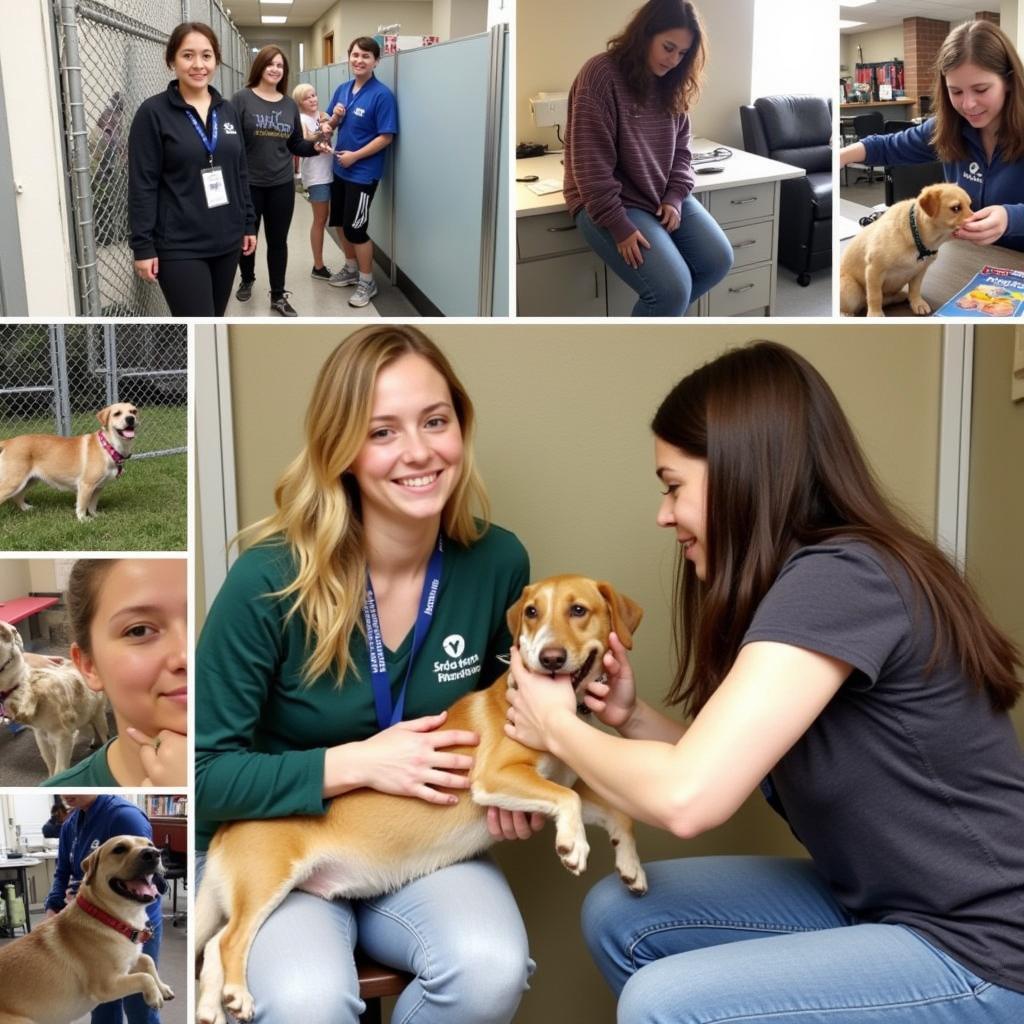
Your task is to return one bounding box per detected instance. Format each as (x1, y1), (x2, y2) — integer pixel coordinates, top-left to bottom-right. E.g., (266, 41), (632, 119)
(934, 266), (1024, 318)
(527, 179), (563, 196)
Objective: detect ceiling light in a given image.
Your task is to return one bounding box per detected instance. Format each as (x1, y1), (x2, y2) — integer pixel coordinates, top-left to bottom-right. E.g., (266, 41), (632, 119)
(841, 1), (876, 7)
(839, 20), (866, 29)
(261, 15), (287, 24)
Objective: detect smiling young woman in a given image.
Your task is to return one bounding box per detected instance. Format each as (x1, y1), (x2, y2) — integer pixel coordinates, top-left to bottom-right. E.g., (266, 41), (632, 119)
(839, 20), (1024, 250)
(194, 325), (534, 1023)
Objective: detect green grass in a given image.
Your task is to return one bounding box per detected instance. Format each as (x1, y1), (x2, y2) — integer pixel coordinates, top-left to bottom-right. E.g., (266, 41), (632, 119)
(0, 452), (187, 551)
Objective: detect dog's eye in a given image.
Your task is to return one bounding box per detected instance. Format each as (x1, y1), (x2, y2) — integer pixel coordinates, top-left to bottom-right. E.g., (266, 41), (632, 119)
(951, 203), (961, 212)
(569, 604), (587, 618)
(524, 605), (538, 619)
(112, 844), (128, 854)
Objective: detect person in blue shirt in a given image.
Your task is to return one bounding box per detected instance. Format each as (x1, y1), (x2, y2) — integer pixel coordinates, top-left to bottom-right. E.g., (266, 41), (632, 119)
(45, 795), (163, 1024)
(840, 20), (1024, 251)
(323, 36), (398, 309)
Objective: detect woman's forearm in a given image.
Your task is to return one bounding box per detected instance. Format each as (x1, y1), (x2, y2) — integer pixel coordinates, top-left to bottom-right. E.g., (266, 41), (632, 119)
(619, 698), (686, 743)
(839, 142), (866, 167)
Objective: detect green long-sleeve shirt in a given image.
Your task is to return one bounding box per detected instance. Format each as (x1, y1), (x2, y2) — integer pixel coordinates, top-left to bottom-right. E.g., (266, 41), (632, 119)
(195, 525), (528, 849)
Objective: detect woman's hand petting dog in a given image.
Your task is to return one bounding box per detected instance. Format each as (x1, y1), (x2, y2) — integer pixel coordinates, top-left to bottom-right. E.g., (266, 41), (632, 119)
(584, 631), (640, 730)
(954, 205), (1009, 246)
(125, 726), (187, 787)
(328, 711), (480, 806)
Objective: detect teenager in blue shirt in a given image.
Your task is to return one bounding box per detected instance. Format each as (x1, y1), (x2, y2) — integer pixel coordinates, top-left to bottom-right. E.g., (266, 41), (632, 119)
(45, 795), (163, 1024)
(323, 37), (398, 309)
(840, 20), (1024, 250)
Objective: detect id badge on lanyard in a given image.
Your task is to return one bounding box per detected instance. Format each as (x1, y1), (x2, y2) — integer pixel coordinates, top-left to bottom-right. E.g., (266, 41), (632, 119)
(186, 107), (229, 209)
(363, 535), (444, 732)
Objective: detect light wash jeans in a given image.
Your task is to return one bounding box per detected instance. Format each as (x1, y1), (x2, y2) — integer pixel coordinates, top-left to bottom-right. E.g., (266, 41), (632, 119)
(582, 856), (1024, 1024)
(576, 198), (734, 317)
(197, 852), (531, 1024)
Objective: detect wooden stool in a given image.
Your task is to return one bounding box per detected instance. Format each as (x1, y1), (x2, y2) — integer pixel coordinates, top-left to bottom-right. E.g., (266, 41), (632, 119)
(357, 954), (412, 1024)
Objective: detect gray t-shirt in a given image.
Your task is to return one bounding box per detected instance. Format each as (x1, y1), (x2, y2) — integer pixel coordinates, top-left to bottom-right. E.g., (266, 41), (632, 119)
(231, 89), (308, 188)
(743, 541), (1024, 994)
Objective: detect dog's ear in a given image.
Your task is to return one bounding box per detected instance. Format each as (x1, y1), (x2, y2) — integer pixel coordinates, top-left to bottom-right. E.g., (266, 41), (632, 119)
(82, 847), (99, 887)
(918, 186), (940, 219)
(505, 587), (530, 644)
(96, 405), (112, 429)
(595, 582), (643, 650)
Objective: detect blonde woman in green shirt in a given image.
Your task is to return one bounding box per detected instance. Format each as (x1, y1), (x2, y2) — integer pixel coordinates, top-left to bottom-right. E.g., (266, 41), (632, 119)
(196, 325), (533, 1024)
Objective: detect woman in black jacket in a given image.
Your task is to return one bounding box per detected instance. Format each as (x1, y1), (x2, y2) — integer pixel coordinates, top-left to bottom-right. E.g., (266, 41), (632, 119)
(128, 22), (256, 316)
(232, 46), (326, 317)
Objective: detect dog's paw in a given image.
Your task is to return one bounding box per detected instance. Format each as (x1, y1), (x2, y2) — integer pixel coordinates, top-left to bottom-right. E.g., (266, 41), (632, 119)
(620, 863), (648, 895)
(910, 297), (932, 316)
(160, 982), (175, 1000)
(556, 834), (590, 875)
(143, 980), (166, 1009)
(196, 1002), (226, 1024)
(865, 307), (885, 318)
(222, 983), (255, 1022)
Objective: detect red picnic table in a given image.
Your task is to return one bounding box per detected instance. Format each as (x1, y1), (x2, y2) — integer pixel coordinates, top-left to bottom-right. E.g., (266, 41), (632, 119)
(1, 595), (60, 734)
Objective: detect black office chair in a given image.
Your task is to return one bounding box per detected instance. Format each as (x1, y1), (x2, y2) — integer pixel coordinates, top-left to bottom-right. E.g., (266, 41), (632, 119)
(739, 95), (831, 285)
(160, 846), (187, 927)
(885, 162), (945, 205)
(852, 111), (886, 183)
(884, 120), (915, 133)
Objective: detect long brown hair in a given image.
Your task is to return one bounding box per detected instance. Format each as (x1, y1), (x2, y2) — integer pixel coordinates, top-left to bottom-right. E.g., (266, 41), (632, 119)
(236, 326), (490, 684)
(930, 20), (1024, 162)
(607, 0), (706, 114)
(652, 341), (1021, 716)
(247, 45), (289, 95)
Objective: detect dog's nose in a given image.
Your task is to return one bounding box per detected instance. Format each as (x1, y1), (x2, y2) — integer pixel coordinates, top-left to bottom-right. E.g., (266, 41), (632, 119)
(539, 647), (567, 672)
(125, 416), (136, 426)
(139, 846), (160, 864)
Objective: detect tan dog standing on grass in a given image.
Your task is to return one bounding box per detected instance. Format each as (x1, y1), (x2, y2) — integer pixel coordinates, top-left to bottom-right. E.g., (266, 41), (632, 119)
(0, 835), (173, 1024)
(0, 403), (139, 522)
(840, 183), (974, 317)
(196, 575), (647, 1024)
(0, 619), (109, 777)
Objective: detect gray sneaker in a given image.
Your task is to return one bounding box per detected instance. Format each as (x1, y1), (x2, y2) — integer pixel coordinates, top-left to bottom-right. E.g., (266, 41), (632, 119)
(349, 279), (378, 308)
(328, 266), (359, 288)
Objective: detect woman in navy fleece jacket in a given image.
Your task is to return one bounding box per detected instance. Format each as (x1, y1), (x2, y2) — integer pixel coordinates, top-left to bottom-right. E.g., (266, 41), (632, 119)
(128, 22), (256, 315)
(840, 20), (1024, 251)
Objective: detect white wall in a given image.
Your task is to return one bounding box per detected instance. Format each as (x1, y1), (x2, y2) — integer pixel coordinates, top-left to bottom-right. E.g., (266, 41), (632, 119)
(518, 0), (756, 150)
(1, 1), (78, 314)
(308, 1), (435, 69)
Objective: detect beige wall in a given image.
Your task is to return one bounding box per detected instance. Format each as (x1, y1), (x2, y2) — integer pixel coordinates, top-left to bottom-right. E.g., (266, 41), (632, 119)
(27, 561), (58, 593)
(208, 323), (947, 1021)
(517, 0), (756, 151)
(308, 1), (435, 68)
(235, 27), (315, 83)
(967, 329), (1024, 742)
(842, 25), (904, 75)
(0, 561), (32, 603)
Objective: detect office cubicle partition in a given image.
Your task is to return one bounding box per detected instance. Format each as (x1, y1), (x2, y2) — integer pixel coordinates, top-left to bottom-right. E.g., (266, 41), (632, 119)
(300, 25), (508, 316)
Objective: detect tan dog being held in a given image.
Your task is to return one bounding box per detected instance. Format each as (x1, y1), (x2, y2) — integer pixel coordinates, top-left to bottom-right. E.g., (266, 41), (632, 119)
(196, 575), (647, 1024)
(0, 835), (173, 1024)
(0, 403), (138, 521)
(840, 183), (973, 317)
(0, 620), (109, 777)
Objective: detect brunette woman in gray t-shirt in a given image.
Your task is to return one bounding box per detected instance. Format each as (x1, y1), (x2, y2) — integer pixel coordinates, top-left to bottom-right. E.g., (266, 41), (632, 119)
(506, 342), (1024, 1024)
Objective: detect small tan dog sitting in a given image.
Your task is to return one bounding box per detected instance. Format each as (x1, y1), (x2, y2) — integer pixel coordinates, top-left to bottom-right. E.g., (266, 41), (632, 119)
(0, 402), (139, 522)
(0, 620), (109, 778)
(840, 183), (973, 317)
(196, 575), (647, 1024)
(0, 835), (173, 1024)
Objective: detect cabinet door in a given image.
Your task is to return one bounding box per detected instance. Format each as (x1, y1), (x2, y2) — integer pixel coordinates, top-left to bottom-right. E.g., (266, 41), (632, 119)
(517, 253), (607, 316)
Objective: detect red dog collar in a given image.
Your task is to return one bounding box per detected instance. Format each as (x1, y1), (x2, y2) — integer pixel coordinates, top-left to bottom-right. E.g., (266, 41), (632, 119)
(76, 893), (153, 944)
(96, 430), (129, 477)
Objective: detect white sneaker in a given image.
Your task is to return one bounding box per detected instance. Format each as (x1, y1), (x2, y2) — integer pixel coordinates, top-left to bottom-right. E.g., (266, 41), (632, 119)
(349, 280), (378, 308)
(328, 266), (359, 288)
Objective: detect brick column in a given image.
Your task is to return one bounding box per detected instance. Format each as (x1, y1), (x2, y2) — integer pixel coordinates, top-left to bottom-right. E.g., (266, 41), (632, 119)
(973, 12), (1000, 25)
(903, 17), (950, 118)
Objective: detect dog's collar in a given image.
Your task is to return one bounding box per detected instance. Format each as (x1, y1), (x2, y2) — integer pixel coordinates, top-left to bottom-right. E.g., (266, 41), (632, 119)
(96, 430), (130, 477)
(909, 204), (938, 261)
(76, 893), (153, 944)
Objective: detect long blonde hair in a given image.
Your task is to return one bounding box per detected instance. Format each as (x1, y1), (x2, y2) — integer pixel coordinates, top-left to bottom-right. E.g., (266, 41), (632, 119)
(237, 326), (490, 683)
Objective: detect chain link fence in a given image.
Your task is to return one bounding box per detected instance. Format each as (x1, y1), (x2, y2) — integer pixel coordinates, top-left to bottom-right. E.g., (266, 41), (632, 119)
(54, 0), (249, 315)
(0, 324), (187, 456)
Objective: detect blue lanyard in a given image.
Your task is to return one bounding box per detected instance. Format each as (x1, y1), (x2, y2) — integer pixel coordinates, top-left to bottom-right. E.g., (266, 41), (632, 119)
(185, 107), (218, 164)
(363, 535), (444, 731)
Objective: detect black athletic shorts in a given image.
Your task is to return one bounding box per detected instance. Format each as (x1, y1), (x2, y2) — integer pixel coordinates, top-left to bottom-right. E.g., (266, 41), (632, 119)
(329, 178), (379, 245)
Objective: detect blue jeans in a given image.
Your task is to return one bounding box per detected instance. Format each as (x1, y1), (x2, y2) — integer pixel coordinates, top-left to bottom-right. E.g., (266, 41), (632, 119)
(197, 853), (531, 1023)
(576, 198), (733, 317)
(582, 856), (1024, 1024)
(91, 916), (162, 1023)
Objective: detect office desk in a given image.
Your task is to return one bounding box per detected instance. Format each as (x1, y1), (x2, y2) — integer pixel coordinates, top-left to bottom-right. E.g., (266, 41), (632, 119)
(516, 142), (805, 316)
(0, 856), (41, 934)
(149, 816), (186, 855)
(840, 198), (1024, 315)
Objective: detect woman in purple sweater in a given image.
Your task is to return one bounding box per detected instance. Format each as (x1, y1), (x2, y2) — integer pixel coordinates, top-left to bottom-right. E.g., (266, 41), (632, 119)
(564, 0), (732, 317)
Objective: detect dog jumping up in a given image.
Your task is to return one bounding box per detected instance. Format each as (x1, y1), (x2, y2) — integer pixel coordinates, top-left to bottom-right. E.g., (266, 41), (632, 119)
(196, 575), (647, 1024)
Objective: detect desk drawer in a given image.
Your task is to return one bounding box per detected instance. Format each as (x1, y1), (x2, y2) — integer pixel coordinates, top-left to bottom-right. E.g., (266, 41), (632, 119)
(518, 211), (586, 260)
(724, 220), (774, 269)
(707, 265), (771, 316)
(517, 251), (607, 316)
(707, 182), (776, 225)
